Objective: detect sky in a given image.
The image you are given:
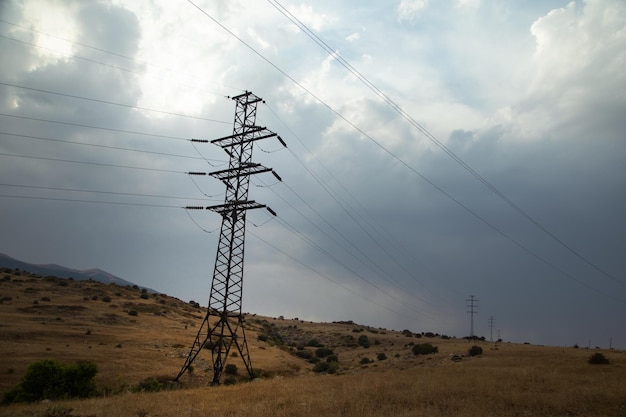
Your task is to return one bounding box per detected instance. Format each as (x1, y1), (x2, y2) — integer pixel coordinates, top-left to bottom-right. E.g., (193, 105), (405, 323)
(1, 0), (625, 349)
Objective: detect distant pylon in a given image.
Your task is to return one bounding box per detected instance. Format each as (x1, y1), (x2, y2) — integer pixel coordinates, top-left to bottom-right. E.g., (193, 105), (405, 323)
(488, 315), (495, 342)
(466, 295), (478, 340)
(176, 91), (284, 384)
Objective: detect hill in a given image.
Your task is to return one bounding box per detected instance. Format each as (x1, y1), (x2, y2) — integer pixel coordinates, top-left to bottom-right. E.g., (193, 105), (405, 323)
(0, 267), (624, 417)
(0, 253), (140, 288)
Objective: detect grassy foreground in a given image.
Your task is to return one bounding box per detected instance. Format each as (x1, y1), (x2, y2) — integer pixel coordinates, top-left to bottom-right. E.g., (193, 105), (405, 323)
(1, 270), (624, 416)
(2, 347), (625, 417)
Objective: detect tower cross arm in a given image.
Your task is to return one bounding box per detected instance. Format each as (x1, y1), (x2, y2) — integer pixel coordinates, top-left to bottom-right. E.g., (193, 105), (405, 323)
(211, 127), (277, 148)
(209, 164), (272, 181)
(206, 200), (266, 215)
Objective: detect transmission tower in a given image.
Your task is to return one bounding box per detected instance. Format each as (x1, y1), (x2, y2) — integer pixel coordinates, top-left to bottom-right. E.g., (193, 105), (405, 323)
(466, 295), (478, 340)
(488, 315), (495, 342)
(176, 91), (284, 385)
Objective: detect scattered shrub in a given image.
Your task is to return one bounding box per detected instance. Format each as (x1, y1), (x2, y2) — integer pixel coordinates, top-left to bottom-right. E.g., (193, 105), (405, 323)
(360, 357), (372, 365)
(326, 354), (339, 363)
(131, 377), (162, 393)
(358, 335), (370, 348)
(42, 406), (75, 417)
(224, 364), (238, 375)
(412, 343), (438, 356)
(2, 360), (97, 403)
(223, 375), (237, 385)
(377, 352), (388, 361)
(588, 352), (609, 365)
(295, 350), (313, 360)
(128, 309), (138, 316)
(468, 345), (483, 356)
(313, 361), (338, 374)
(306, 339), (323, 347)
(101, 295), (111, 303)
(140, 293), (149, 300)
(315, 347), (334, 358)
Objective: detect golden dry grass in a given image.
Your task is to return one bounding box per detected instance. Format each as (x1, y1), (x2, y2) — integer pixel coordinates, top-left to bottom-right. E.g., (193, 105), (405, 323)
(1, 269), (625, 417)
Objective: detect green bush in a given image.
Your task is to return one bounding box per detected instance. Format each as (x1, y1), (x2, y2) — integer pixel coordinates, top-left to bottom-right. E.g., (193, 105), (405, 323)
(358, 335), (370, 348)
(468, 345), (483, 356)
(377, 352), (388, 361)
(412, 343), (438, 356)
(588, 352), (609, 365)
(224, 364), (238, 375)
(306, 339), (323, 347)
(131, 377), (162, 393)
(3, 360), (97, 403)
(295, 349), (313, 360)
(315, 347), (334, 358)
(313, 361), (339, 374)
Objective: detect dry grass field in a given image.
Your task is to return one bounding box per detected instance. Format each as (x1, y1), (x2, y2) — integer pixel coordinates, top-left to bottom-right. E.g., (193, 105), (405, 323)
(1, 269), (624, 417)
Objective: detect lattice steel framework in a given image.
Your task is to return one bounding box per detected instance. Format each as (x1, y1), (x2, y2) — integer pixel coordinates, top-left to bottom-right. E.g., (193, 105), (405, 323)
(176, 91), (282, 384)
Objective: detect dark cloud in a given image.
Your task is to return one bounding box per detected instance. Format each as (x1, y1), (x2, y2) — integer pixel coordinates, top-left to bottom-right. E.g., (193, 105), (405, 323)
(0, 0), (624, 349)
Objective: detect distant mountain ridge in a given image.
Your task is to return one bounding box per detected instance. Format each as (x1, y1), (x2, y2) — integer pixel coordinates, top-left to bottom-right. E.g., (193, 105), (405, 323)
(0, 253), (139, 288)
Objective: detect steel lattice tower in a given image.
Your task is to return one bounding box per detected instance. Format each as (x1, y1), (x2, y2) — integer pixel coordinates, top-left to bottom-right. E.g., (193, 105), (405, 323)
(176, 91), (283, 384)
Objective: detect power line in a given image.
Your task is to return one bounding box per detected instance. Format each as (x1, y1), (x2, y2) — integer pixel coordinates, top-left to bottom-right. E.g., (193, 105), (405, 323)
(0, 131), (211, 161)
(264, 103), (455, 302)
(0, 17), (243, 95)
(186, 0), (622, 299)
(0, 183), (213, 201)
(0, 193), (181, 208)
(0, 113), (188, 141)
(0, 151), (185, 174)
(0, 81), (231, 124)
(248, 228), (416, 320)
(267, 0), (624, 289)
(0, 33), (235, 100)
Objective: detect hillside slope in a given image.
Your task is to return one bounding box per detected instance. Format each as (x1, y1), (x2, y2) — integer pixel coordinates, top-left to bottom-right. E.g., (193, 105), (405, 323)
(0, 253), (138, 287)
(1, 268), (625, 417)
(0, 267), (453, 392)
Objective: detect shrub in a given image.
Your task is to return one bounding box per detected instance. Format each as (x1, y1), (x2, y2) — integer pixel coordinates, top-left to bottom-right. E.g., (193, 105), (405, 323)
(3, 360), (97, 403)
(315, 347), (334, 358)
(306, 339), (323, 347)
(223, 375), (237, 385)
(468, 345), (483, 356)
(313, 361), (338, 374)
(128, 309), (138, 316)
(412, 343), (438, 356)
(131, 377), (162, 393)
(140, 293), (149, 300)
(326, 354), (339, 363)
(588, 352), (609, 365)
(224, 364), (238, 375)
(360, 357), (372, 365)
(42, 406), (75, 417)
(295, 350), (313, 360)
(101, 295), (112, 303)
(358, 335), (370, 348)
(377, 352), (388, 361)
